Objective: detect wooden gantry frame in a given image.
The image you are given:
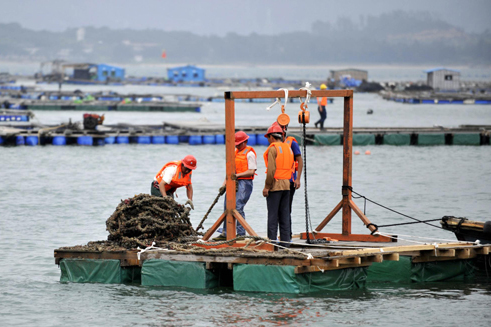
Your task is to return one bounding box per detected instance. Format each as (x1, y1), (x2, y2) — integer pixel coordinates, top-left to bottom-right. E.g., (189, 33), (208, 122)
(201, 89), (393, 247)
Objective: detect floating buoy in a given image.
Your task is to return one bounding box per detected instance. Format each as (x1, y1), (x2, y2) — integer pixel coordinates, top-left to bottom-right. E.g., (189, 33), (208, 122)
(77, 136), (93, 146)
(354, 150), (360, 155)
(25, 136), (38, 146)
(367, 109), (373, 114)
(52, 136), (66, 146)
(365, 150), (371, 155)
(247, 134), (257, 146)
(188, 135), (203, 145)
(15, 135), (25, 146)
(94, 138), (105, 146)
(202, 135), (216, 144)
(166, 135), (179, 144)
(116, 136), (129, 144)
(179, 135), (190, 143)
(151, 136), (165, 144)
(256, 133), (269, 146)
(105, 136), (116, 144)
(215, 134), (225, 144)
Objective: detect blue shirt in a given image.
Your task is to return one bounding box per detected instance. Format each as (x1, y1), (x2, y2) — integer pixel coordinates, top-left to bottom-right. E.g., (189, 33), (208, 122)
(290, 140), (301, 182)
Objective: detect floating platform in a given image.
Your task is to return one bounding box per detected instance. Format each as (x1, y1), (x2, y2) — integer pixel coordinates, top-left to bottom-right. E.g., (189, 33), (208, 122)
(381, 90), (491, 104)
(54, 239), (491, 293)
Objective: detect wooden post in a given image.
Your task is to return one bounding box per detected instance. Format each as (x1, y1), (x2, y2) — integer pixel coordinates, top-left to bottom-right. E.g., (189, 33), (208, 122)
(225, 94), (237, 240)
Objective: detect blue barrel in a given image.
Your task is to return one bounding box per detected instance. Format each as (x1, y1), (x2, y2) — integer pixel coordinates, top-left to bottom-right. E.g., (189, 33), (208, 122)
(16, 135), (25, 146)
(105, 136), (116, 144)
(178, 135), (190, 143)
(0, 136), (3, 145)
(189, 135), (202, 145)
(77, 136), (93, 146)
(256, 133), (269, 146)
(152, 135), (166, 144)
(52, 136), (66, 146)
(25, 136), (38, 146)
(247, 134), (257, 146)
(215, 134), (225, 144)
(202, 135), (216, 144)
(116, 136), (129, 144)
(130, 136), (151, 144)
(166, 135), (179, 144)
(94, 138), (105, 146)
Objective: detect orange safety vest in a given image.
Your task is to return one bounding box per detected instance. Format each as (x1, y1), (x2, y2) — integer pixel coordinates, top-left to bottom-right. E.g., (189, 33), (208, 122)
(263, 142), (294, 180)
(317, 96), (328, 106)
(285, 136), (299, 172)
(155, 160), (192, 192)
(235, 146), (256, 180)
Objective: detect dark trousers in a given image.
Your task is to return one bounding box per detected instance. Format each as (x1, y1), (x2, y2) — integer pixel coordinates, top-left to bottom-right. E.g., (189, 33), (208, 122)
(315, 105), (327, 129)
(266, 190), (291, 247)
(150, 181), (174, 198)
(289, 181), (296, 236)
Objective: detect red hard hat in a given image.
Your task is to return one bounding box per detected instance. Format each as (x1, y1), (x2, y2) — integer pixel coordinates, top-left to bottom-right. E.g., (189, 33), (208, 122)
(264, 123), (284, 137)
(235, 131), (249, 145)
(272, 121), (286, 133)
(182, 155), (197, 170)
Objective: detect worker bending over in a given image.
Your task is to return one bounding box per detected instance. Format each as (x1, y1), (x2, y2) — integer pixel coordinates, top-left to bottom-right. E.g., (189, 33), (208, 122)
(216, 131), (257, 239)
(315, 83), (328, 130)
(151, 155), (197, 207)
(263, 124), (294, 247)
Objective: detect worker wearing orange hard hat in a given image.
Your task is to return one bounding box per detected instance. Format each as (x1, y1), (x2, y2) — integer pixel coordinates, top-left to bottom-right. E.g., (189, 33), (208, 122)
(151, 155), (197, 208)
(315, 83), (328, 130)
(215, 131), (257, 240)
(263, 123), (294, 247)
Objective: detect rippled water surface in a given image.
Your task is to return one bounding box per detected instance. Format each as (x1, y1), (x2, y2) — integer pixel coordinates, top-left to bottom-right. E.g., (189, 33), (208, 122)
(1, 87), (491, 326)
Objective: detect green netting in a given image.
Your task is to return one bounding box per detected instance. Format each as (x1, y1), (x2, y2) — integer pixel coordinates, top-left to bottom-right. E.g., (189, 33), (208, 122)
(411, 259), (476, 282)
(233, 264), (367, 293)
(121, 266), (142, 284)
(141, 260), (218, 289)
(417, 133), (445, 145)
(59, 259), (137, 284)
(353, 134), (375, 146)
(367, 256), (412, 283)
(453, 133), (481, 145)
(383, 134), (411, 145)
(314, 134), (341, 146)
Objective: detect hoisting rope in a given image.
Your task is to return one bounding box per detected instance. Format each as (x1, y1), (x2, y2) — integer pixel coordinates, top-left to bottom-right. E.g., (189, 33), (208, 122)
(266, 88), (289, 111)
(195, 188), (225, 231)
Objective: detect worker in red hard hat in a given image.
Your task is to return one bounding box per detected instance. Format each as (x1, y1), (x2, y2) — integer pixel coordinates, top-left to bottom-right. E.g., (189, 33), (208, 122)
(263, 123), (294, 247)
(151, 155), (196, 208)
(215, 131), (257, 240)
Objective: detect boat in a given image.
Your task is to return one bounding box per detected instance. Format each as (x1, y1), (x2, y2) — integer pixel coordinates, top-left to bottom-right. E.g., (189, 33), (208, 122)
(441, 216), (491, 244)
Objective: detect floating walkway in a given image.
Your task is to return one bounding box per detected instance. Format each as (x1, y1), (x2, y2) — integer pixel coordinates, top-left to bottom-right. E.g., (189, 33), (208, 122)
(381, 90), (491, 104)
(1, 123), (489, 147)
(54, 238), (491, 293)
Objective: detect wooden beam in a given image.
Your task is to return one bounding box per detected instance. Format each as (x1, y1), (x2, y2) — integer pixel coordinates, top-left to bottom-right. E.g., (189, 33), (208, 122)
(225, 97), (237, 241)
(383, 253), (400, 261)
(232, 209), (258, 236)
(202, 212), (226, 240)
(54, 250), (139, 266)
(361, 254), (384, 264)
(476, 246), (490, 255)
(227, 90), (353, 100)
(300, 232), (394, 242)
(339, 257), (361, 265)
(294, 261), (340, 274)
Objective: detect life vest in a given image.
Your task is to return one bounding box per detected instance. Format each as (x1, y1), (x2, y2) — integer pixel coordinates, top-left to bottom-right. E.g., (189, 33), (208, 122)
(285, 136), (299, 173)
(155, 160), (192, 192)
(317, 96), (328, 106)
(235, 146), (256, 180)
(263, 142), (294, 180)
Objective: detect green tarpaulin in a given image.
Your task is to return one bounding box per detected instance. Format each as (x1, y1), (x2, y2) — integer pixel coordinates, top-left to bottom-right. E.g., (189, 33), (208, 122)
(314, 134), (341, 145)
(417, 133), (445, 145)
(383, 134), (411, 146)
(367, 256), (412, 283)
(353, 134), (375, 146)
(453, 133), (481, 145)
(141, 260), (219, 289)
(60, 259), (141, 284)
(233, 264), (367, 293)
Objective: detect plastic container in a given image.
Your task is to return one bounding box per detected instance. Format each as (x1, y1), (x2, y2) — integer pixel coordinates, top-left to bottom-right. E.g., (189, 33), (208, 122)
(247, 134), (257, 146)
(104, 136), (116, 144)
(15, 135), (25, 146)
(215, 134), (225, 144)
(25, 136), (38, 146)
(166, 135), (179, 144)
(52, 136), (66, 146)
(77, 136), (93, 146)
(130, 136), (151, 144)
(94, 138), (105, 146)
(188, 135), (202, 145)
(152, 136), (166, 144)
(256, 134), (269, 146)
(116, 136), (129, 144)
(202, 135), (215, 144)
(178, 135), (190, 143)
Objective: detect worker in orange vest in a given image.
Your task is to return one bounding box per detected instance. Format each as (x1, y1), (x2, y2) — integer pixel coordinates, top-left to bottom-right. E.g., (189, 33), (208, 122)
(215, 131), (257, 240)
(315, 83), (328, 130)
(263, 124), (295, 247)
(151, 155), (197, 208)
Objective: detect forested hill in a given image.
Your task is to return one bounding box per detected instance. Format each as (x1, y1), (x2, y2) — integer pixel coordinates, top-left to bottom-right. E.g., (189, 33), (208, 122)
(1, 11), (489, 65)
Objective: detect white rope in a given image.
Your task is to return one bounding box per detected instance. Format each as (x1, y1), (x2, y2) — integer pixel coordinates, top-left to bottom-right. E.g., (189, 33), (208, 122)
(299, 82), (312, 105)
(266, 88), (289, 111)
(376, 231), (473, 244)
(136, 241), (168, 260)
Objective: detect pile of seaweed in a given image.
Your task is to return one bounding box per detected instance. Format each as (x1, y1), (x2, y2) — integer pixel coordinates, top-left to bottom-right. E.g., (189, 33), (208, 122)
(106, 193), (197, 249)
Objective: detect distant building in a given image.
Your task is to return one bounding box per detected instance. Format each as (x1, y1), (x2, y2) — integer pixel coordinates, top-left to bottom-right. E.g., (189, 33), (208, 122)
(330, 69), (368, 83)
(167, 65), (205, 83)
(425, 68), (460, 90)
(62, 63), (125, 82)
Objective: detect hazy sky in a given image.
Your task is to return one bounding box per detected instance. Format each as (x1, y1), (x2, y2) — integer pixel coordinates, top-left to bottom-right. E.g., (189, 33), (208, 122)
(1, 0), (490, 35)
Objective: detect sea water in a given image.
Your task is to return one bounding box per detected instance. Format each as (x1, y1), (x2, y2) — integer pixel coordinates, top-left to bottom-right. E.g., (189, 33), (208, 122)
(1, 84), (490, 326)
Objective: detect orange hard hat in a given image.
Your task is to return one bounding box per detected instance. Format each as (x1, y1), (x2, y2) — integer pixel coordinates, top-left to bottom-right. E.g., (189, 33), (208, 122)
(264, 123), (284, 137)
(182, 155), (197, 170)
(235, 131), (249, 145)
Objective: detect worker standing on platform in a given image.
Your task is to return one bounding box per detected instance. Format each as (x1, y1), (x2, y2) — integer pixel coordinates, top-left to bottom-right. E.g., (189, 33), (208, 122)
(315, 84), (328, 130)
(151, 155), (196, 208)
(215, 131), (257, 239)
(263, 124), (294, 247)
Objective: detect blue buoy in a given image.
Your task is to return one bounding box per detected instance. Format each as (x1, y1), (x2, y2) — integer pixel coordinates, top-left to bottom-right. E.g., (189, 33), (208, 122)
(256, 134), (269, 146)
(0, 136), (3, 145)
(94, 138), (105, 146)
(105, 136), (116, 144)
(16, 135), (25, 146)
(189, 135), (202, 145)
(178, 135), (190, 143)
(25, 136), (38, 146)
(52, 136), (66, 146)
(247, 134), (257, 146)
(215, 134), (225, 144)
(152, 135), (165, 144)
(116, 136), (129, 144)
(130, 136), (151, 144)
(202, 135), (215, 144)
(77, 136), (93, 146)
(166, 135), (179, 144)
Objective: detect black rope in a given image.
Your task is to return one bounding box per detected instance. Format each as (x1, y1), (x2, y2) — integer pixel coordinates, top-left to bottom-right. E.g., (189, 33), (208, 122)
(347, 186), (444, 230)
